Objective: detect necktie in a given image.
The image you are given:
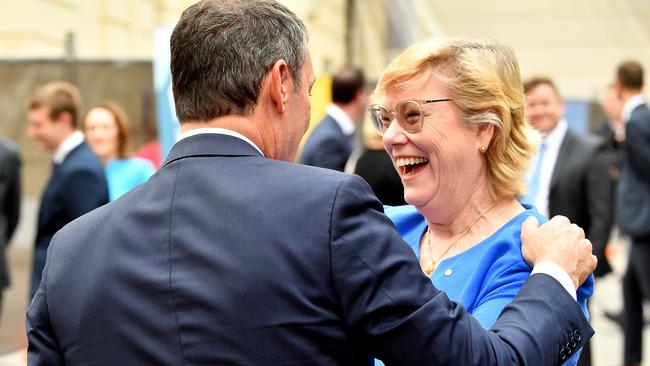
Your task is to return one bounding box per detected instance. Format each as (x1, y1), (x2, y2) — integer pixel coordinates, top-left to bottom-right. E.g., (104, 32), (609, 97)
(521, 142), (546, 206)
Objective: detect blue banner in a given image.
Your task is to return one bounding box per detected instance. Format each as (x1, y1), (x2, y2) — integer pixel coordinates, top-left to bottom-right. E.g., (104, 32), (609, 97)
(153, 27), (180, 160)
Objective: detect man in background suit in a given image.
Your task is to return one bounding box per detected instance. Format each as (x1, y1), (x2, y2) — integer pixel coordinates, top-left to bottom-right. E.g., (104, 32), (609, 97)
(300, 66), (366, 171)
(26, 81), (108, 300)
(27, 1), (595, 365)
(523, 77), (610, 366)
(614, 60), (650, 366)
(592, 84), (625, 278)
(0, 138), (20, 318)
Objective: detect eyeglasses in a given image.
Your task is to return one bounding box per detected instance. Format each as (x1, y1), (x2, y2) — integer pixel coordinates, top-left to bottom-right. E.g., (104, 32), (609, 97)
(366, 98), (452, 135)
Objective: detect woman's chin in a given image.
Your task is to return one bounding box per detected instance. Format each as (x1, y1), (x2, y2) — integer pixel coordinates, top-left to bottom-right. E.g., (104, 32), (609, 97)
(403, 191), (426, 208)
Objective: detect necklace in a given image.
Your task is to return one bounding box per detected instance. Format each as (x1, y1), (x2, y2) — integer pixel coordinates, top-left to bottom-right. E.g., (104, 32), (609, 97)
(422, 201), (498, 276)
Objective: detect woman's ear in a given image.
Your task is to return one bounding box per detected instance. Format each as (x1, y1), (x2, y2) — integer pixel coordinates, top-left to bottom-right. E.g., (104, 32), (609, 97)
(477, 123), (495, 153)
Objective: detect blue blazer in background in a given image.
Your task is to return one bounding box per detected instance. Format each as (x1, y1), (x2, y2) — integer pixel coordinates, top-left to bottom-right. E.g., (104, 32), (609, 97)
(30, 141), (108, 299)
(300, 114), (355, 171)
(28, 133), (592, 365)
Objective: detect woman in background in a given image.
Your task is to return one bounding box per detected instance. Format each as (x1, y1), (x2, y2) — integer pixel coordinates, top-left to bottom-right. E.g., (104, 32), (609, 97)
(368, 38), (593, 365)
(83, 101), (155, 201)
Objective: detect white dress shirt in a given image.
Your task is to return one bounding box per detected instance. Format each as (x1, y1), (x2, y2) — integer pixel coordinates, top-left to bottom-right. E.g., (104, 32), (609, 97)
(53, 130), (85, 164)
(326, 104), (355, 136)
(177, 127), (264, 156)
(524, 119), (577, 299)
(621, 94), (645, 123)
(526, 118), (568, 218)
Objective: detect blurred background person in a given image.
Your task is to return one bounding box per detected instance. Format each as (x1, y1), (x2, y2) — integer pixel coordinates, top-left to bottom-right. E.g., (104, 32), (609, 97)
(523, 77), (610, 366)
(348, 117), (405, 206)
(596, 84), (625, 150)
(593, 83), (625, 279)
(133, 140), (161, 170)
(0, 138), (20, 322)
(300, 66), (366, 171)
(614, 60), (650, 366)
(83, 101), (156, 201)
(26, 81), (109, 300)
(368, 38), (593, 366)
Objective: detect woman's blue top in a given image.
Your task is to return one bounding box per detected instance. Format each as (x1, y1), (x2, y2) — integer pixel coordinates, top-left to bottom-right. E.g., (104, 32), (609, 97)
(105, 158), (155, 201)
(373, 204), (593, 366)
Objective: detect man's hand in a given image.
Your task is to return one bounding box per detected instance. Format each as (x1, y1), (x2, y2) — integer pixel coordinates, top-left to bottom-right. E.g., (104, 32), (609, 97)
(521, 215), (597, 289)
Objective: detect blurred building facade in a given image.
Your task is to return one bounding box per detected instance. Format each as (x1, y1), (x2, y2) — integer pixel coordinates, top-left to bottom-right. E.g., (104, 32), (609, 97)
(2, 1), (650, 99)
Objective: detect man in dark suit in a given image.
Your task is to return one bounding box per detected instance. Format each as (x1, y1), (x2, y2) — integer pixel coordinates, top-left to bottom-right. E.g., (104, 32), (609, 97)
(592, 84), (625, 278)
(27, 1), (596, 365)
(300, 66), (366, 171)
(0, 138), (20, 317)
(614, 61), (650, 366)
(26, 81), (109, 300)
(523, 77), (611, 366)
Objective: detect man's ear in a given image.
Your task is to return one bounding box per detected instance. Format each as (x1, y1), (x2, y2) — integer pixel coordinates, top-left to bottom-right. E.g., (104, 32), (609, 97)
(55, 111), (75, 129)
(269, 59), (290, 114)
(355, 89), (368, 105)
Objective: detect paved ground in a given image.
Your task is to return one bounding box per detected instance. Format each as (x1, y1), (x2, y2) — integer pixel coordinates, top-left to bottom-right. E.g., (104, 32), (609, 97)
(0, 201), (646, 365)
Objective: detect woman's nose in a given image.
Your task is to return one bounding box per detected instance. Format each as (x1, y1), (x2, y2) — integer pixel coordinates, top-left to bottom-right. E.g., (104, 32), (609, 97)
(382, 118), (408, 147)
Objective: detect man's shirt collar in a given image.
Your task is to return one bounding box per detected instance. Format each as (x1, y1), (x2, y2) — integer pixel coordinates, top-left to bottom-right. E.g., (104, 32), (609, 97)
(53, 130), (84, 164)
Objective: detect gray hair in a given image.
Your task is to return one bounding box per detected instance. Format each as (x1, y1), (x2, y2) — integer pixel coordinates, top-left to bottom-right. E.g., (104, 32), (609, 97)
(170, 0), (309, 122)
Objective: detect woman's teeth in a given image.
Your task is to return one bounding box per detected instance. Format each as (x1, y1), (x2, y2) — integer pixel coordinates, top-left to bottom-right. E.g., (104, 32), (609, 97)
(395, 157), (429, 167)
(395, 157), (429, 176)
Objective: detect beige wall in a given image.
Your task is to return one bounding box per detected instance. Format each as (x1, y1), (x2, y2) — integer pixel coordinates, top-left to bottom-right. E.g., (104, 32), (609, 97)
(0, 0), (350, 77)
(280, 0), (347, 76)
(4, 1), (650, 101)
(410, 0), (650, 100)
(0, 0), (194, 60)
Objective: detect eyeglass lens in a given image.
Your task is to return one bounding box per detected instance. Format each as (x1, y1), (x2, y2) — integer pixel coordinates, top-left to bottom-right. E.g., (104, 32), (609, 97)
(371, 100), (423, 135)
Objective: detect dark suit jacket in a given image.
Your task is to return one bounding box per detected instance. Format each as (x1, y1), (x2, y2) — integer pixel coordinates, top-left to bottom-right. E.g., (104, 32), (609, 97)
(30, 141), (108, 298)
(617, 103), (650, 240)
(353, 148), (406, 206)
(548, 130), (612, 277)
(27, 133), (592, 365)
(300, 114), (355, 171)
(0, 139), (20, 289)
(591, 123), (624, 277)
(593, 122), (624, 189)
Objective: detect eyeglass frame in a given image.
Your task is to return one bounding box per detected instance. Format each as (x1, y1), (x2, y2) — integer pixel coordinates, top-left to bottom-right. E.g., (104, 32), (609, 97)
(366, 98), (452, 135)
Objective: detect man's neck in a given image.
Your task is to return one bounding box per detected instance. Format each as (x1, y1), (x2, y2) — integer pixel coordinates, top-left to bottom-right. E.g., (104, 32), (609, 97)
(53, 130), (84, 164)
(332, 102), (357, 121)
(52, 130), (75, 151)
(621, 89), (642, 103)
(181, 118), (266, 156)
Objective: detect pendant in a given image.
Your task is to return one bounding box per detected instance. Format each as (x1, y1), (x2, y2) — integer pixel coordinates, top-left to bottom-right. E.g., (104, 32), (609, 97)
(423, 260), (435, 276)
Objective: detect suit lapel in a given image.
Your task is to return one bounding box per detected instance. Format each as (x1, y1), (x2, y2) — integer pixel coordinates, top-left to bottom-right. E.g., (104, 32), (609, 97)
(549, 131), (576, 190)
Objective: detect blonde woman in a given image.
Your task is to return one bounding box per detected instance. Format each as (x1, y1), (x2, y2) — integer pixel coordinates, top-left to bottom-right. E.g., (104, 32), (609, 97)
(368, 38), (593, 365)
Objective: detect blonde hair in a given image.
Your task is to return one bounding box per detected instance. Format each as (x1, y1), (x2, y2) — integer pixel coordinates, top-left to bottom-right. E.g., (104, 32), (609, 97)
(372, 38), (539, 198)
